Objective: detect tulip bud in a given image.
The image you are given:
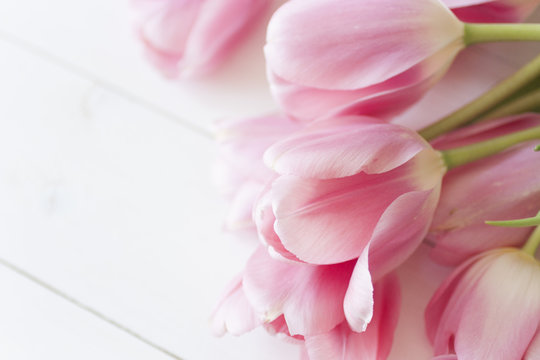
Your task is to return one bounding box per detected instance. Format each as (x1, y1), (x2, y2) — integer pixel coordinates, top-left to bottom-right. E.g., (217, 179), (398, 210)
(265, 0), (464, 121)
(426, 248), (540, 359)
(132, 0), (268, 77)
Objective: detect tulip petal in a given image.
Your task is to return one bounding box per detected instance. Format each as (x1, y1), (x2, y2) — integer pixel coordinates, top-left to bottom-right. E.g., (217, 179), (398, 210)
(306, 274), (401, 360)
(525, 331), (540, 359)
(343, 247), (373, 332)
(243, 246), (355, 336)
(265, 119), (429, 179)
(210, 274), (261, 336)
(271, 149), (443, 265)
(271, 172), (412, 264)
(369, 187), (440, 280)
(182, 0), (268, 75)
(254, 185), (301, 262)
(448, 0), (539, 23)
(269, 41), (459, 122)
(265, 0), (463, 90)
(225, 181), (263, 231)
(443, 0), (490, 6)
(432, 356), (458, 360)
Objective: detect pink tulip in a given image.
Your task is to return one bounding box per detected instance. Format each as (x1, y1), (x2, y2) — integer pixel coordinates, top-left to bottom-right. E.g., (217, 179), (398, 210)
(265, 0), (464, 121)
(132, 0), (269, 77)
(256, 116), (446, 267)
(425, 248), (540, 359)
(443, 0), (540, 23)
(427, 114), (540, 265)
(303, 274), (400, 360)
(214, 114), (301, 231)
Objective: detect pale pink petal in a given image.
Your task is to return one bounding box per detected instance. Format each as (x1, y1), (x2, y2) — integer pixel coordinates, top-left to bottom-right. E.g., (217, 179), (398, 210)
(210, 274), (261, 336)
(243, 246), (355, 336)
(268, 45), (457, 122)
(181, 0), (269, 76)
(263, 315), (304, 342)
(525, 331), (540, 359)
(432, 356), (458, 360)
(369, 274), (401, 360)
(306, 275), (401, 360)
(132, 0), (204, 76)
(447, 0), (540, 22)
(343, 247), (373, 332)
(369, 188), (441, 280)
(426, 249), (540, 359)
(215, 114), (301, 231)
(271, 149), (444, 264)
(265, 0), (464, 90)
(265, 119), (431, 179)
(300, 347), (310, 360)
(443, 0), (490, 5)
(253, 185), (301, 262)
(215, 114), (301, 192)
(305, 323), (377, 360)
(427, 141), (540, 265)
(224, 182), (264, 231)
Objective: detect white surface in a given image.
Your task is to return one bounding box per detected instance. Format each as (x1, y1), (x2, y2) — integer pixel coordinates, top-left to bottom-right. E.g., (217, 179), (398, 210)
(0, 1), (538, 359)
(0, 262), (174, 360)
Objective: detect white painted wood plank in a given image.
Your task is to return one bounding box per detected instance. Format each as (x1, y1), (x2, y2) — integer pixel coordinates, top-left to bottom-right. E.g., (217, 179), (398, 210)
(0, 261), (175, 360)
(0, 0), (280, 132)
(0, 39), (298, 360)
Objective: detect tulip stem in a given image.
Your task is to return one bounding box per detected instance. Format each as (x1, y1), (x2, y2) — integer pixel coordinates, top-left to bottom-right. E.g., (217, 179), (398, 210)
(487, 211), (540, 227)
(441, 125), (540, 170)
(476, 88), (540, 122)
(419, 53), (540, 141)
(464, 23), (540, 45)
(522, 224), (540, 256)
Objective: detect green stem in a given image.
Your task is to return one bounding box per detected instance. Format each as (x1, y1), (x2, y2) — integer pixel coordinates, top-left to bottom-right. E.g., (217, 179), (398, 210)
(442, 125), (540, 169)
(477, 88), (540, 121)
(486, 211), (540, 227)
(522, 225), (540, 256)
(465, 23), (540, 45)
(419, 53), (540, 141)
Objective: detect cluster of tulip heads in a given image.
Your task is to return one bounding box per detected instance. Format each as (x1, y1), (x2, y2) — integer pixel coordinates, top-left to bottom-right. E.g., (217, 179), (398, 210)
(133, 0), (540, 359)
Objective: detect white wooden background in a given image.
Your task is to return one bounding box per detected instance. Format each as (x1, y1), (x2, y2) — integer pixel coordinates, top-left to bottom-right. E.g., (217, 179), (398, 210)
(1, 1), (539, 359)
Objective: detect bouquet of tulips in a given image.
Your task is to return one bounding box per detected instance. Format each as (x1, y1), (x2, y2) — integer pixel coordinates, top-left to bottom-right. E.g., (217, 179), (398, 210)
(133, 0), (540, 358)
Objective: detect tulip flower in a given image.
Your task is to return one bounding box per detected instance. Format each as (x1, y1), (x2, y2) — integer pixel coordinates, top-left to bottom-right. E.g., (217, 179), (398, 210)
(214, 115), (301, 231)
(444, 0), (540, 23)
(256, 116), (446, 267)
(425, 248), (540, 359)
(246, 117), (443, 337)
(132, 0), (268, 77)
(265, 0), (465, 121)
(427, 114), (540, 265)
